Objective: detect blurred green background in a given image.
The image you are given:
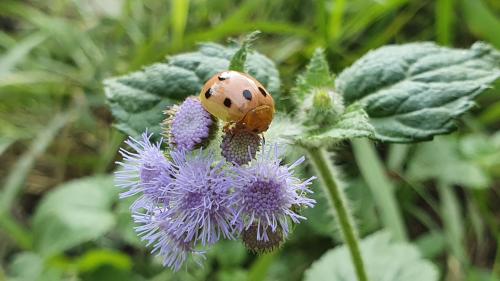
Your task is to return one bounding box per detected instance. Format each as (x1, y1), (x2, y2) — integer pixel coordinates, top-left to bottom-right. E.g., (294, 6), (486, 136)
(1, 0), (500, 280)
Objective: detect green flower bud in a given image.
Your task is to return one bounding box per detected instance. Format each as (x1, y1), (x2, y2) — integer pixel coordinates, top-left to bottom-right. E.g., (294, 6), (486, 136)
(242, 224), (285, 254)
(221, 128), (261, 165)
(298, 88), (345, 128)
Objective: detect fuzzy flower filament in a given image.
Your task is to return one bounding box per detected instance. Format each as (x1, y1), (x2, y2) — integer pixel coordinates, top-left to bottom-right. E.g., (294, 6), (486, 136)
(115, 132), (171, 210)
(165, 149), (237, 246)
(115, 129), (316, 270)
(133, 210), (202, 271)
(231, 145), (316, 241)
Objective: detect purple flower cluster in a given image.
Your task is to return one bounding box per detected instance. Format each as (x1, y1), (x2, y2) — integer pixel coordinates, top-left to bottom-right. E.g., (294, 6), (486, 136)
(164, 97), (215, 151)
(115, 98), (315, 271)
(231, 146), (315, 240)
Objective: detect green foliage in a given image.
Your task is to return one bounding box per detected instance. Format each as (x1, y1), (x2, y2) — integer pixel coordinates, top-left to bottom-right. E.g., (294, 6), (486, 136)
(461, 0), (500, 48)
(336, 42), (500, 142)
(8, 252), (44, 281)
(104, 43), (281, 138)
(32, 176), (117, 257)
(229, 31), (261, 72)
(296, 104), (374, 148)
(2, 1), (500, 280)
(297, 88), (345, 128)
(212, 240), (248, 268)
(292, 48), (373, 147)
(114, 197), (142, 247)
(304, 232), (439, 281)
(407, 136), (491, 188)
(292, 48), (334, 102)
(0, 33), (46, 76)
(460, 133), (500, 176)
(7, 252), (63, 281)
(76, 249), (132, 273)
(351, 139), (408, 242)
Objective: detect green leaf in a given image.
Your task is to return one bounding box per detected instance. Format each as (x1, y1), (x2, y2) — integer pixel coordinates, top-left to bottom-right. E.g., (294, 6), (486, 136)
(76, 249), (132, 273)
(296, 104), (374, 147)
(467, 268), (500, 281)
(292, 48), (334, 102)
(246, 252), (278, 281)
(7, 252), (44, 281)
(459, 133), (500, 176)
(461, 0), (500, 48)
(438, 182), (467, 263)
(217, 269), (247, 281)
(0, 136), (15, 156)
(33, 176), (117, 257)
(304, 231), (439, 281)
(407, 136), (491, 189)
(212, 240), (247, 268)
(414, 231), (446, 259)
(105, 43), (280, 138)
(7, 252), (63, 281)
(336, 42), (500, 142)
(114, 196), (142, 247)
(80, 267), (139, 281)
(229, 31), (261, 72)
(0, 32), (46, 76)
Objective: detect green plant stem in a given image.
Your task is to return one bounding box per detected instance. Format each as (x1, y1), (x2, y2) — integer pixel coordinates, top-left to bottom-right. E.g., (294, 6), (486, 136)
(351, 138), (408, 241)
(437, 182), (467, 268)
(246, 251), (278, 281)
(0, 214), (32, 249)
(307, 147), (369, 281)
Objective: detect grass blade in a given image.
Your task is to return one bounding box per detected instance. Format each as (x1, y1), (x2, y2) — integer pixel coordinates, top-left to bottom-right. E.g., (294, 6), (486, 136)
(171, 0), (190, 48)
(461, 0), (500, 48)
(436, 0), (455, 45)
(351, 138), (408, 241)
(438, 182), (467, 264)
(0, 33), (46, 76)
(0, 106), (79, 214)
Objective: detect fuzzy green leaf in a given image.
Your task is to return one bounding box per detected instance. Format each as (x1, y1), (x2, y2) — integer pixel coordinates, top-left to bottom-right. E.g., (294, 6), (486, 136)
(304, 231), (439, 281)
(336, 42), (500, 142)
(296, 104), (374, 147)
(229, 31), (261, 72)
(292, 48), (334, 102)
(32, 176), (117, 257)
(105, 43), (280, 138)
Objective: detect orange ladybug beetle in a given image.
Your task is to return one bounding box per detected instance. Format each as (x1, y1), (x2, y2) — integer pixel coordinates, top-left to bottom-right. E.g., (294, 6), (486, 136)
(199, 71), (275, 133)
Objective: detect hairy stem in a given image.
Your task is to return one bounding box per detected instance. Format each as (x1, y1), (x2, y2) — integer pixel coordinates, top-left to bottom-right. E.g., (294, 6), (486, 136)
(307, 147), (369, 281)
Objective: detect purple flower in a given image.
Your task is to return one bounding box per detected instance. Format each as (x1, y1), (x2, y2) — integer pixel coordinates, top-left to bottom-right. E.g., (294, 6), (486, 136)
(164, 97), (216, 151)
(165, 149), (237, 246)
(115, 132), (171, 210)
(133, 210), (203, 271)
(221, 129), (261, 165)
(230, 145), (315, 241)
(115, 127), (317, 270)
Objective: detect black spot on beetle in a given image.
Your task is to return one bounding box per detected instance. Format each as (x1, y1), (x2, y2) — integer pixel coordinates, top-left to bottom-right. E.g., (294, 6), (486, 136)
(258, 87), (267, 97)
(242, 89), (252, 101)
(223, 98), (232, 108)
(218, 76), (226, 81)
(204, 88), (212, 99)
